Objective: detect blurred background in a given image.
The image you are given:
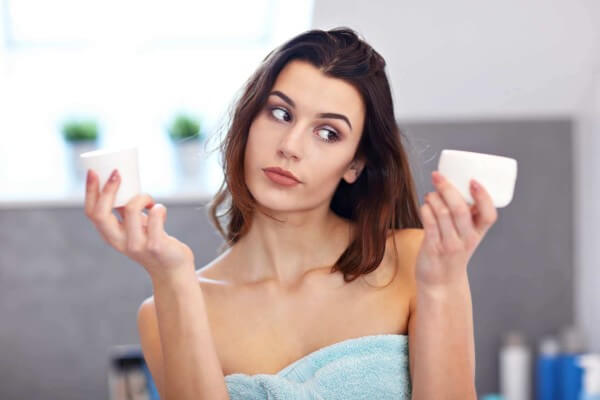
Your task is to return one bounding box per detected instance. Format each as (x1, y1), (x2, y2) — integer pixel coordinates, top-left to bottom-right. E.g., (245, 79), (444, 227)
(0, 1), (599, 399)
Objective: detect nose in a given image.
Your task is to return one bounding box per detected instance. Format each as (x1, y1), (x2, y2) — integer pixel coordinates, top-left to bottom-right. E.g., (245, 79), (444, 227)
(277, 122), (305, 161)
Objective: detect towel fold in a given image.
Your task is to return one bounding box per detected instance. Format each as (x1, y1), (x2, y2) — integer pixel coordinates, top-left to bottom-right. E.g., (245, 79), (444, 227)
(225, 333), (411, 400)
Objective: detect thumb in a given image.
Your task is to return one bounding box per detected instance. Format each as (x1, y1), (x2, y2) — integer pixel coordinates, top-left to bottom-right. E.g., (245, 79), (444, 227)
(147, 204), (167, 244)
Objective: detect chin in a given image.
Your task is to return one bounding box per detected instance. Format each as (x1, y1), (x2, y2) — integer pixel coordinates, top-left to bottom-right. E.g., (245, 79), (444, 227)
(252, 189), (296, 212)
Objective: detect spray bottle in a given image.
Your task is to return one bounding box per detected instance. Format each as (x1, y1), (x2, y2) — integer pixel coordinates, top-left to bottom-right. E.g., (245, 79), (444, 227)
(500, 330), (531, 400)
(536, 335), (560, 400)
(557, 326), (586, 400)
(578, 354), (600, 400)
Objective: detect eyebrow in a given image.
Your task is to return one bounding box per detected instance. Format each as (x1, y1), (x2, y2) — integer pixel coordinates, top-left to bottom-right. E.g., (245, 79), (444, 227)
(268, 90), (353, 131)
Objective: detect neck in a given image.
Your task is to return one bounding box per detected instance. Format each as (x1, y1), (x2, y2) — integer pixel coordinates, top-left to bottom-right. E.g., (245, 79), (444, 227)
(232, 206), (353, 290)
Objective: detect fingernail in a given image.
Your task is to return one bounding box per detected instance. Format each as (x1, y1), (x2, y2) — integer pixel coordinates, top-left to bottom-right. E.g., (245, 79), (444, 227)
(471, 180), (479, 192)
(86, 169), (92, 185)
(109, 169), (120, 182)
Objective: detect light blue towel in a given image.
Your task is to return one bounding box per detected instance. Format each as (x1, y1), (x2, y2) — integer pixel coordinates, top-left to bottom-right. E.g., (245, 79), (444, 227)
(225, 333), (411, 399)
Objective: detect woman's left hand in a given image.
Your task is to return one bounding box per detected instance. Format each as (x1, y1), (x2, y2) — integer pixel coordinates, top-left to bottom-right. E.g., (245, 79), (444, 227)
(415, 170), (499, 289)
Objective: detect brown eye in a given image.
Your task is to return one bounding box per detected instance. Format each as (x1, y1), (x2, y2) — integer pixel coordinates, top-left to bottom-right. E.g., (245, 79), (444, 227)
(270, 107), (291, 122)
(316, 127), (340, 143)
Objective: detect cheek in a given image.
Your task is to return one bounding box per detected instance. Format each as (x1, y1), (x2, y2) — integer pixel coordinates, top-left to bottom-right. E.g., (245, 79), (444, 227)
(307, 157), (353, 190)
(247, 119), (276, 155)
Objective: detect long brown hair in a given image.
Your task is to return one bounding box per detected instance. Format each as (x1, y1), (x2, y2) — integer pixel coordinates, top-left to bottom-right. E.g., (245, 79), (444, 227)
(207, 27), (423, 284)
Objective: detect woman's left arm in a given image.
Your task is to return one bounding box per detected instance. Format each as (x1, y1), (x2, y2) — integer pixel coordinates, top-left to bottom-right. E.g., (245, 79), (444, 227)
(408, 170), (499, 400)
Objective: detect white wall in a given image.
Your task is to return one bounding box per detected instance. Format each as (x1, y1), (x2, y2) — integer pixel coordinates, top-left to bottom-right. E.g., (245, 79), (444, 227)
(312, 0), (597, 121)
(312, 0), (600, 350)
(574, 48), (600, 351)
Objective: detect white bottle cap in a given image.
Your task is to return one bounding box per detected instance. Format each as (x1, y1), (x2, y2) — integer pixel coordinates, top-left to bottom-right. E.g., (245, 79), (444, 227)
(80, 146), (142, 208)
(539, 336), (560, 356)
(437, 149), (518, 208)
(503, 331), (527, 347)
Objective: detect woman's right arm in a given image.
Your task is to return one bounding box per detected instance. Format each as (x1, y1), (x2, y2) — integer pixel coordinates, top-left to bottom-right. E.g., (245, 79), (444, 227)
(83, 168), (229, 399)
(138, 270), (230, 400)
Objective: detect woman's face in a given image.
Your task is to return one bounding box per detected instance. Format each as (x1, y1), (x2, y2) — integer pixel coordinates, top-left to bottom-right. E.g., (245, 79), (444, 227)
(244, 59), (366, 214)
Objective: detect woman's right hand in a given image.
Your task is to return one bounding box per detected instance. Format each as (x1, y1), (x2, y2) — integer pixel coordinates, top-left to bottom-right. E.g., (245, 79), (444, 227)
(84, 168), (196, 281)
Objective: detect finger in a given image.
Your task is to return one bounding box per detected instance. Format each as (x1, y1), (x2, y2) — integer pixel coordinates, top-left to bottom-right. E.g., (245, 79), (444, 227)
(84, 169), (99, 217)
(470, 179), (498, 235)
(115, 207), (149, 230)
(470, 203), (478, 215)
(425, 191), (460, 248)
(92, 169), (126, 249)
(122, 194), (156, 252)
(420, 202), (440, 252)
(431, 171), (475, 239)
(147, 204), (168, 248)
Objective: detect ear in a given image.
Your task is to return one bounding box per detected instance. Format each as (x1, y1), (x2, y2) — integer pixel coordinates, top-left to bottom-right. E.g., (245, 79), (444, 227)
(343, 157), (366, 184)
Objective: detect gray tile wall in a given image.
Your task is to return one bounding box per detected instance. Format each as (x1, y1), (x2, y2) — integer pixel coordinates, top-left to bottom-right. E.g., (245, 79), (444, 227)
(0, 118), (573, 398)
(401, 117), (574, 395)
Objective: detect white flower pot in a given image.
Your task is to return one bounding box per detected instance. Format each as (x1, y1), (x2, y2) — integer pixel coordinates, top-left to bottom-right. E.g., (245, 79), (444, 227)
(67, 140), (99, 183)
(172, 138), (207, 181)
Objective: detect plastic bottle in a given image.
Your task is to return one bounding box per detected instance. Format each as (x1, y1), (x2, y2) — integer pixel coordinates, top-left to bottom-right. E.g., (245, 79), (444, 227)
(536, 335), (560, 400)
(557, 326), (586, 400)
(500, 330), (531, 400)
(578, 354), (600, 400)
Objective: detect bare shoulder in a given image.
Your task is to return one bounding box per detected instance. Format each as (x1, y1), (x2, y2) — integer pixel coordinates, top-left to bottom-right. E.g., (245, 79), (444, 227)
(361, 228), (424, 289)
(384, 229), (424, 337)
(392, 229), (425, 316)
(381, 228), (424, 297)
(396, 227), (424, 272)
(389, 227), (425, 245)
(389, 228), (425, 262)
(386, 228), (424, 276)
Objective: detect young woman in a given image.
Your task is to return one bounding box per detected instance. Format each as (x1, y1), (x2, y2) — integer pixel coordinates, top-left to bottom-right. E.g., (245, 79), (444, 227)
(84, 27), (497, 399)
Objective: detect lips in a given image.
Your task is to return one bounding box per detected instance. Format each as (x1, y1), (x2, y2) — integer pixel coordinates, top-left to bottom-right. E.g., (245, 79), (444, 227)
(262, 167), (301, 183)
(262, 167), (302, 187)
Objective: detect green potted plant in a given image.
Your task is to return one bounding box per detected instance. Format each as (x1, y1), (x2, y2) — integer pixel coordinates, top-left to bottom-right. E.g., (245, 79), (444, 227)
(62, 119), (99, 143)
(60, 117), (101, 183)
(167, 113), (203, 142)
(166, 112), (206, 181)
